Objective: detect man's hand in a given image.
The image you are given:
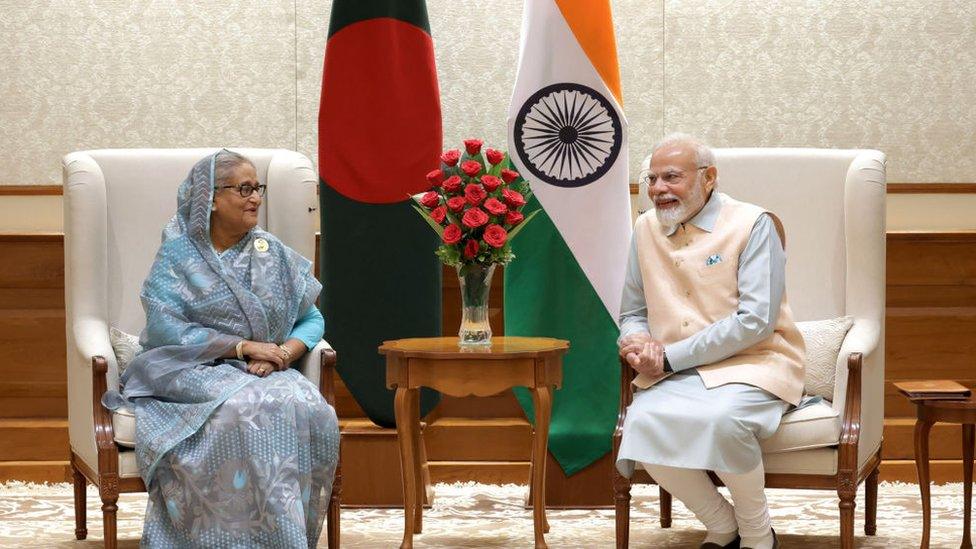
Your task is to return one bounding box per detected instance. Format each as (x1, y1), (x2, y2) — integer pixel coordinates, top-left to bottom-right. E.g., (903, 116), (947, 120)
(619, 333), (666, 378)
(618, 332), (652, 359)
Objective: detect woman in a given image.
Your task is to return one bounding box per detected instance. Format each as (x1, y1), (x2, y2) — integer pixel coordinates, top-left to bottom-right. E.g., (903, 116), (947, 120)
(105, 150), (339, 547)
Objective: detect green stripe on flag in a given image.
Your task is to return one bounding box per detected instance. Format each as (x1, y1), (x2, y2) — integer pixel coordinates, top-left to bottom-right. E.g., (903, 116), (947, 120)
(328, 0), (430, 37)
(319, 183), (442, 427)
(504, 197), (620, 475)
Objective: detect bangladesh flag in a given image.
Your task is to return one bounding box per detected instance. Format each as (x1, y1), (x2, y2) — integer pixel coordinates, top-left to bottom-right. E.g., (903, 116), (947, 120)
(318, 0), (442, 426)
(505, 0), (632, 475)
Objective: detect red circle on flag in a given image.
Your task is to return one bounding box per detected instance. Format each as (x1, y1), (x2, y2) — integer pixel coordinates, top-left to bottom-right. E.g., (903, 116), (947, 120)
(318, 18), (442, 204)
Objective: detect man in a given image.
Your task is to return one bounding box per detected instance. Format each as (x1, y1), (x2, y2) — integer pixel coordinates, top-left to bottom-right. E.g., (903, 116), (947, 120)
(616, 134), (806, 549)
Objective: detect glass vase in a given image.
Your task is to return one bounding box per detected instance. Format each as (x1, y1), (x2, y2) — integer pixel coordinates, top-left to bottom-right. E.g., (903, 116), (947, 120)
(457, 263), (495, 347)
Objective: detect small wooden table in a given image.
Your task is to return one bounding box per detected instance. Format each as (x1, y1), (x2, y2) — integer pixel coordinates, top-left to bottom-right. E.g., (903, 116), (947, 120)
(380, 336), (568, 549)
(911, 396), (976, 548)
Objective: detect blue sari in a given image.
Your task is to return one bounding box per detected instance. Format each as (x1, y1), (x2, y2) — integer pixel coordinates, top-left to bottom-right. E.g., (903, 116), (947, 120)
(108, 152), (339, 548)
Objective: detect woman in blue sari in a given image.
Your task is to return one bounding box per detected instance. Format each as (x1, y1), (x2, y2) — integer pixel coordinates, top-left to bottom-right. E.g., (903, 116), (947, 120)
(107, 150), (339, 547)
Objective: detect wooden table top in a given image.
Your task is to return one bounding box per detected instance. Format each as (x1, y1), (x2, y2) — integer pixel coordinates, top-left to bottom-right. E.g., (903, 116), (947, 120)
(378, 336), (569, 359)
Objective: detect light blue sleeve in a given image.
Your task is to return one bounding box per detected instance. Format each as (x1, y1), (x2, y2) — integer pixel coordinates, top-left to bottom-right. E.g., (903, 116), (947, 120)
(287, 305), (325, 351)
(664, 214), (786, 372)
(618, 235), (651, 345)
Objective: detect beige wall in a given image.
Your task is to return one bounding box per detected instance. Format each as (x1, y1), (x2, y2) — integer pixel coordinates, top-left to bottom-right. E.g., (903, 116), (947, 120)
(1, 1), (973, 229)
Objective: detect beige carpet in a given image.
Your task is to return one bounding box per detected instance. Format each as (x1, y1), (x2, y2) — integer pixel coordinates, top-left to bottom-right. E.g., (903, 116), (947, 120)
(0, 481), (970, 547)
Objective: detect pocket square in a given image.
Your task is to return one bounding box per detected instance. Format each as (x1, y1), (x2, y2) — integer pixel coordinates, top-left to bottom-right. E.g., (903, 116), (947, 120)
(705, 254), (723, 266)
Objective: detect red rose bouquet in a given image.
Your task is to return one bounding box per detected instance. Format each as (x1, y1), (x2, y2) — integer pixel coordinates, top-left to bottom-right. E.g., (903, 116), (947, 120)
(412, 139), (539, 269)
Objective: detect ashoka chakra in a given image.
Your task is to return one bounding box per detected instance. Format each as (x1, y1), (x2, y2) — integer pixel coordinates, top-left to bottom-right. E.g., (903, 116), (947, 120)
(513, 83), (622, 188)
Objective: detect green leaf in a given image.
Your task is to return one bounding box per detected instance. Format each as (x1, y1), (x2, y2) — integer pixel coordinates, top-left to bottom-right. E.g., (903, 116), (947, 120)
(435, 245), (462, 267)
(507, 208), (542, 242)
(411, 204), (445, 237)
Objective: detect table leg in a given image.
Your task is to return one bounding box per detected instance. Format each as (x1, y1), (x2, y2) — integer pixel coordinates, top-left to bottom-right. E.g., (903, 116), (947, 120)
(394, 387), (417, 549)
(915, 419), (933, 549)
(410, 389), (424, 534)
(964, 424), (974, 549)
(531, 386), (553, 548)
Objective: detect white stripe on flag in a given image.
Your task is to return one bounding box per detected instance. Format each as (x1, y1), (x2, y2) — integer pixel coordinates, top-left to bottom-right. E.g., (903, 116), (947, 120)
(507, 0), (632, 323)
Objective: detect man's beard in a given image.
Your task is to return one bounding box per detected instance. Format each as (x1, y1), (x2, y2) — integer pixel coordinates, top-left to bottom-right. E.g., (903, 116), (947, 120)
(654, 177), (707, 227)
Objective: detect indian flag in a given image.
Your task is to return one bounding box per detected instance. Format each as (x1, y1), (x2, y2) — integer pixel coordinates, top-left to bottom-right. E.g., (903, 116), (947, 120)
(505, 0), (632, 476)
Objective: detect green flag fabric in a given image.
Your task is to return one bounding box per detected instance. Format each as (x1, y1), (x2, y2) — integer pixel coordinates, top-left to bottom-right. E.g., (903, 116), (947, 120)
(318, 0), (442, 426)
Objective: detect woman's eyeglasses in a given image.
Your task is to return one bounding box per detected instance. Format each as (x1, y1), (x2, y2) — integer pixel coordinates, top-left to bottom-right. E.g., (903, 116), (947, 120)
(214, 183), (267, 198)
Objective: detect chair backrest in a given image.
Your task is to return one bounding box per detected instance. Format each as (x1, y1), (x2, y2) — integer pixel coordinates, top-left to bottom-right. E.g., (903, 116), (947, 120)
(640, 148), (886, 322)
(64, 148), (318, 335)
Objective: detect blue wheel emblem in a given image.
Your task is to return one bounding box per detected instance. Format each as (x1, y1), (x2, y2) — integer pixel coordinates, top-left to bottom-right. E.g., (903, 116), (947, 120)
(513, 83), (622, 188)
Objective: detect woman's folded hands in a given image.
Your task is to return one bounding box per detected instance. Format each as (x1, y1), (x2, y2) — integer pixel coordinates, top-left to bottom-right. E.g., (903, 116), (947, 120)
(241, 341), (290, 376)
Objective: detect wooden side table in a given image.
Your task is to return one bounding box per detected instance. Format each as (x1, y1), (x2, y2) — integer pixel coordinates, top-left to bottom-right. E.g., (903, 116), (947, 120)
(381, 336), (568, 549)
(910, 397), (976, 549)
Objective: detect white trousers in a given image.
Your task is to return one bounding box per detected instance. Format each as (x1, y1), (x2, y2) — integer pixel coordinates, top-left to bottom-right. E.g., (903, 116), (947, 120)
(641, 461), (772, 539)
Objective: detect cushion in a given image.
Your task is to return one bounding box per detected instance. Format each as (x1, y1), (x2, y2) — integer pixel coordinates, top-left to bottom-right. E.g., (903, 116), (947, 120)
(113, 404), (136, 448)
(109, 326), (142, 375)
(797, 316), (854, 400)
(760, 399), (840, 454)
(762, 447), (838, 475)
(118, 448), (141, 478)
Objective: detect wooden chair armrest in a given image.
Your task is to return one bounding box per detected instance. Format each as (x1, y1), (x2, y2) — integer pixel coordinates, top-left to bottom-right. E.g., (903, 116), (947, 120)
(320, 348), (338, 407)
(614, 356), (637, 449)
(91, 356), (120, 476)
(837, 352), (863, 474)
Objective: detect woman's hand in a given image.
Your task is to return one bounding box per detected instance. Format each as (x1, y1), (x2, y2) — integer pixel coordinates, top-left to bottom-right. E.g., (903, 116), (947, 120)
(242, 341), (286, 368)
(247, 359), (277, 377)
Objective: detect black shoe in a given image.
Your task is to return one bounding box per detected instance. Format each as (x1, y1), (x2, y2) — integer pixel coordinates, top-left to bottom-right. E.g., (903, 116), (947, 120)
(700, 534), (740, 549)
(740, 528), (777, 549)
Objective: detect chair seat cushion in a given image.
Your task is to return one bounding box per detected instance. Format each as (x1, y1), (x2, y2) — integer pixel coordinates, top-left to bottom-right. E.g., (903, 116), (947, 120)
(119, 449), (141, 478)
(763, 447), (838, 475)
(760, 399), (840, 454)
(113, 404), (136, 448)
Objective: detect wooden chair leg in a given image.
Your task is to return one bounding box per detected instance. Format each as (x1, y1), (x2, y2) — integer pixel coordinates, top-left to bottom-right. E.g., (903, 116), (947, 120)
(99, 484), (119, 549)
(838, 480), (856, 549)
(865, 465), (879, 536)
(72, 465), (87, 540)
(613, 473), (631, 549)
(660, 487), (672, 528)
(327, 465), (341, 549)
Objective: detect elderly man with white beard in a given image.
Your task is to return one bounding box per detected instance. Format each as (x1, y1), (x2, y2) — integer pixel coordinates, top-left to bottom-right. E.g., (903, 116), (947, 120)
(615, 134), (807, 549)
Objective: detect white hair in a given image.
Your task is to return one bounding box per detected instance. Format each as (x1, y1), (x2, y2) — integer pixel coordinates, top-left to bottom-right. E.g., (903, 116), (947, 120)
(650, 132), (715, 169)
(214, 149), (255, 186)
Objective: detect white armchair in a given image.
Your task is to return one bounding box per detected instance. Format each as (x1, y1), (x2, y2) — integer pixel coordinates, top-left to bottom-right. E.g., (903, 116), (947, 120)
(613, 148), (886, 549)
(62, 148), (340, 548)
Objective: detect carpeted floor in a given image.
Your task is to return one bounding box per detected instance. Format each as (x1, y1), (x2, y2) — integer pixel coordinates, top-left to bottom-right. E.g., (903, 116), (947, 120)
(0, 481), (969, 547)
